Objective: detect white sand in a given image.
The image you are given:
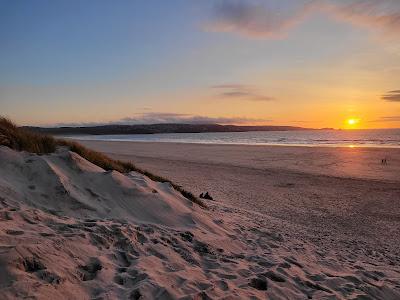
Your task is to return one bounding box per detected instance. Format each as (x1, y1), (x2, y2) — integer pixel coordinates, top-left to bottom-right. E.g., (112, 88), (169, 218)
(0, 145), (399, 299)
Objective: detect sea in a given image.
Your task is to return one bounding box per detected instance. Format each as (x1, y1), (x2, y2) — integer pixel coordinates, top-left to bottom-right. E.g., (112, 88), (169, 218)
(67, 129), (400, 148)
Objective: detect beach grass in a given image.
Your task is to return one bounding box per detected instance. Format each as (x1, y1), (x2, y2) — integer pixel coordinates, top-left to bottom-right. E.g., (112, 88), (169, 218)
(0, 117), (57, 154)
(0, 117), (204, 207)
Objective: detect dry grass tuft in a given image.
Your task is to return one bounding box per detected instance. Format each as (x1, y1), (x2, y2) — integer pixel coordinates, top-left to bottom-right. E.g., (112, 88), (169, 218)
(0, 117), (56, 154)
(0, 117), (205, 207)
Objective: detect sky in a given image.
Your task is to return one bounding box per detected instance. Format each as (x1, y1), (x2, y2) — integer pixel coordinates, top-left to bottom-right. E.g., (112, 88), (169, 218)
(1, 0), (400, 129)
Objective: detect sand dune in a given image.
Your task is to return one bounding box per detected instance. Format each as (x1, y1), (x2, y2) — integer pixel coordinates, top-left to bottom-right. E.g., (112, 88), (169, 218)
(0, 147), (202, 228)
(1, 146), (399, 299)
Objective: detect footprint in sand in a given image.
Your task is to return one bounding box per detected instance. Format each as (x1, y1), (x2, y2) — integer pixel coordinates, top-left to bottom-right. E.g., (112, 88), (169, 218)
(194, 241), (214, 256)
(115, 270), (151, 287)
(215, 279), (229, 291)
(262, 270), (286, 283)
(203, 259), (221, 270)
(116, 250), (133, 267)
(136, 231), (147, 244)
(89, 232), (109, 249)
(39, 232), (55, 237)
(292, 276), (332, 297)
(179, 231), (194, 242)
(36, 269), (62, 284)
(21, 257), (45, 273)
(173, 246), (198, 265)
(214, 272), (237, 280)
(237, 268), (252, 278)
(114, 274), (125, 285)
(249, 277), (268, 290)
(0, 211), (13, 221)
(5, 229), (24, 235)
(77, 257), (102, 281)
(20, 257), (61, 284)
(21, 214), (38, 224)
(278, 262), (291, 269)
(129, 289), (142, 300)
(284, 257), (303, 268)
(146, 246), (167, 260)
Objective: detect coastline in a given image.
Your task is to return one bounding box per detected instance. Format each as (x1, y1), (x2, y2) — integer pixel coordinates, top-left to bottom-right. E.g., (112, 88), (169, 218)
(64, 127), (400, 149)
(69, 138), (400, 149)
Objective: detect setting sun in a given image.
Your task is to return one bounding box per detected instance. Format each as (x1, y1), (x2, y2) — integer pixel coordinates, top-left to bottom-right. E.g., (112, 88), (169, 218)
(346, 118), (360, 127)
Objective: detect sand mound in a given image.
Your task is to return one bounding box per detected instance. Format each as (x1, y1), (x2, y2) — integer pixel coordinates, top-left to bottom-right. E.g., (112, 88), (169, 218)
(0, 147), (215, 229)
(0, 146), (399, 299)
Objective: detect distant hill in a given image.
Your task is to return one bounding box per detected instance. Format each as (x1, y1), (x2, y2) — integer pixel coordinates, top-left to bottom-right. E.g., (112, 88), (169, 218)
(25, 124), (314, 136)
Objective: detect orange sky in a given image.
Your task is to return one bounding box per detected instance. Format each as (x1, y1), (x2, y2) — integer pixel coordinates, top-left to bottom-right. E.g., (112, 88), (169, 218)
(1, 1), (399, 129)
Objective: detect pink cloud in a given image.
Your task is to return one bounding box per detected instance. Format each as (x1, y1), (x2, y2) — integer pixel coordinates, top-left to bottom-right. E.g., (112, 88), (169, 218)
(207, 0), (400, 38)
(211, 84), (273, 101)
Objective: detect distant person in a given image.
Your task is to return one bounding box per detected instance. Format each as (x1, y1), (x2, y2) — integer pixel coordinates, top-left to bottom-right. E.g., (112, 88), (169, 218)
(381, 158), (388, 165)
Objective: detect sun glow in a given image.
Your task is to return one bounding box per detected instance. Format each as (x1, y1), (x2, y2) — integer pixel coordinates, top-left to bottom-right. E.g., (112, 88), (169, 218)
(346, 118), (360, 128)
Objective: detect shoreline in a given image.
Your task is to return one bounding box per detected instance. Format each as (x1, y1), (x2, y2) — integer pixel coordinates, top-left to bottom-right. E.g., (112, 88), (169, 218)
(68, 137), (400, 149)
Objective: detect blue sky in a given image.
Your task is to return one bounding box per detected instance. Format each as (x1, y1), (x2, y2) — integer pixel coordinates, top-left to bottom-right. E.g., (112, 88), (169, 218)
(1, 0), (400, 128)
(0, 1), (204, 85)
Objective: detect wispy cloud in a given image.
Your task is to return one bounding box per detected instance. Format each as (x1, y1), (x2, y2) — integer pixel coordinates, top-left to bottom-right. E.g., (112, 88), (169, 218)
(207, 0), (400, 38)
(212, 84), (273, 101)
(381, 90), (400, 102)
(120, 113), (270, 124)
(370, 116), (400, 122)
(207, 0), (311, 38)
(328, 0), (400, 36)
(51, 112), (271, 127)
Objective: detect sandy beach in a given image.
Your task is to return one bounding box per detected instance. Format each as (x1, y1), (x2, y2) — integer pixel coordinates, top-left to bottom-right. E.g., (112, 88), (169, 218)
(79, 141), (400, 245)
(1, 137), (400, 299)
